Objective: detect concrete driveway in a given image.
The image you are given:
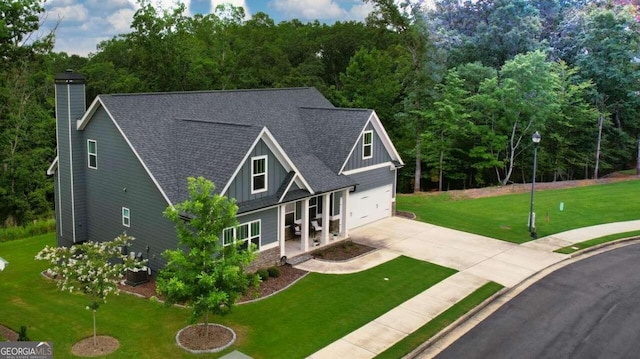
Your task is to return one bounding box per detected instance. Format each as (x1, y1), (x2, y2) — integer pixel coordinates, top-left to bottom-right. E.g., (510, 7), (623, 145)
(349, 217), (567, 288)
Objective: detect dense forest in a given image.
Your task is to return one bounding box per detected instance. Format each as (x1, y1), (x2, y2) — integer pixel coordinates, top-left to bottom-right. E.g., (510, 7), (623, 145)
(2, 0), (640, 226)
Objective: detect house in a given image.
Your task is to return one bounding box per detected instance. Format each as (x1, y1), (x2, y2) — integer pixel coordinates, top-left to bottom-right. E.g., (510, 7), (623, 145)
(47, 71), (403, 271)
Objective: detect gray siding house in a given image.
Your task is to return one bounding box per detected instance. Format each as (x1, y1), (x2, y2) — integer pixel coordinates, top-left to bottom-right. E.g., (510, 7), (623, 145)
(48, 71), (403, 271)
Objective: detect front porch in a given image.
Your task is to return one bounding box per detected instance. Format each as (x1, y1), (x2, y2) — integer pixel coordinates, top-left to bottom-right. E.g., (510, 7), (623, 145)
(278, 188), (351, 260)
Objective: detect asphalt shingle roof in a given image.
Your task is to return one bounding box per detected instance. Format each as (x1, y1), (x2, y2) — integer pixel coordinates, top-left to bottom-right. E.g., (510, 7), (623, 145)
(98, 87), (370, 206)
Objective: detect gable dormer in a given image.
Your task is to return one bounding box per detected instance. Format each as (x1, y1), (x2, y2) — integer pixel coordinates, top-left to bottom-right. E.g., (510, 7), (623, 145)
(223, 128), (311, 204)
(340, 112), (402, 174)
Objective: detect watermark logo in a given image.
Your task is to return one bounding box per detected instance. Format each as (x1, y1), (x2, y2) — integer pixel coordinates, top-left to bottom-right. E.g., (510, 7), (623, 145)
(0, 342), (52, 359)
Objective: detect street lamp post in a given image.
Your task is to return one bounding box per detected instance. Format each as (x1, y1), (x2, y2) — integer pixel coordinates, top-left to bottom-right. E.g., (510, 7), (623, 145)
(529, 131), (541, 238)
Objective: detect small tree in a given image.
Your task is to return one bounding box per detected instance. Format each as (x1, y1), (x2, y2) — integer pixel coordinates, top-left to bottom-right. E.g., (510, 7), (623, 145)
(157, 177), (258, 337)
(35, 233), (144, 346)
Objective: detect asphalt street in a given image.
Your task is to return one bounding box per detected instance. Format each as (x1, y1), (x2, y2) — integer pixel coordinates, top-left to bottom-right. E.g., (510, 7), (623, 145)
(436, 242), (640, 359)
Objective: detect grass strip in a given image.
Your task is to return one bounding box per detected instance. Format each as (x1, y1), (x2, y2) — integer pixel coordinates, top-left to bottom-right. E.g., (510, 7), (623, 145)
(375, 281), (504, 359)
(554, 230), (640, 254)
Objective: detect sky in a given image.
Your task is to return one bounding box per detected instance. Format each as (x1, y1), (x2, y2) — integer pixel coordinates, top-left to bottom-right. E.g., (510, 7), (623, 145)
(41, 0), (377, 56)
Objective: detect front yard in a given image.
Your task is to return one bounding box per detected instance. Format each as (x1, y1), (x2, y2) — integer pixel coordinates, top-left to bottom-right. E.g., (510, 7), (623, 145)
(0, 234), (456, 358)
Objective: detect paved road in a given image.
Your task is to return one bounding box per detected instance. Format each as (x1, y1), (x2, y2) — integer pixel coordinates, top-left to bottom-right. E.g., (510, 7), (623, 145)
(436, 242), (640, 359)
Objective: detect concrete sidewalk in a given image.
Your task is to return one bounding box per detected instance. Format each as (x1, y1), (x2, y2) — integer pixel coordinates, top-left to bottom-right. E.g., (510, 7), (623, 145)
(300, 216), (640, 359)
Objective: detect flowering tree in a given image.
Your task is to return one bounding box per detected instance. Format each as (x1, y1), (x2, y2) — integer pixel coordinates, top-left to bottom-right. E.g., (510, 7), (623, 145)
(35, 233), (145, 346)
(157, 177), (259, 337)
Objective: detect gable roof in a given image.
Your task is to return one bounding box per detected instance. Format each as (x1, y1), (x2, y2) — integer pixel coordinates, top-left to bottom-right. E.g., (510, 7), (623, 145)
(77, 87), (384, 206)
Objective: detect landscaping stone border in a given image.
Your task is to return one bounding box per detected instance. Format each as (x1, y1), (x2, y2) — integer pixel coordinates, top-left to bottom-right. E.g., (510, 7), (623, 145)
(175, 323), (236, 354)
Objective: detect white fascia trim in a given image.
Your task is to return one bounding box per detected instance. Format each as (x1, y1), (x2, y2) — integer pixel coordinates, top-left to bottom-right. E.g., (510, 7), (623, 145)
(368, 111), (404, 165)
(83, 98), (173, 207)
(338, 119), (369, 175)
(221, 127), (314, 196)
(46, 156), (58, 176)
(342, 161), (394, 176)
(76, 96), (102, 130)
(261, 127), (313, 194)
(278, 173), (298, 203)
(338, 111), (404, 175)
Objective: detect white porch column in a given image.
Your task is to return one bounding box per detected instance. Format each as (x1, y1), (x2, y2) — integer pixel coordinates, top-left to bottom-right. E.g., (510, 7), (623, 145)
(301, 198), (310, 251)
(321, 193), (330, 245)
(279, 204), (286, 257)
(340, 188), (349, 238)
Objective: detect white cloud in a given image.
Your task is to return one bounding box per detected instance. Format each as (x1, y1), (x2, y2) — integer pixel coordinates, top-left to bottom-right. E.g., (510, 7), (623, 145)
(211, 0), (251, 19)
(47, 4), (90, 22)
(269, 0), (346, 20)
(346, 2), (374, 21)
(46, 0), (77, 6)
(86, 0), (133, 11)
(107, 8), (136, 33)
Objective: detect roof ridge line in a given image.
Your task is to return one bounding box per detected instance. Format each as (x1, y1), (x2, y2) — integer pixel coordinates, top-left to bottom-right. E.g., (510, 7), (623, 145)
(105, 87), (315, 97)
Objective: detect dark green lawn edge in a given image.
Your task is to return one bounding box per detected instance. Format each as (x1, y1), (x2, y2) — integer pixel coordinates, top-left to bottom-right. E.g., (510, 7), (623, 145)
(375, 282), (504, 359)
(554, 231), (640, 254)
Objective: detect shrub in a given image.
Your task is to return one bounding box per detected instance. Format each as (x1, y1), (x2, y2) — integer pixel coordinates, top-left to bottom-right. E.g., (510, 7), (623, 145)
(256, 269), (269, 281)
(267, 266), (281, 278)
(18, 326), (29, 341)
(0, 219), (56, 242)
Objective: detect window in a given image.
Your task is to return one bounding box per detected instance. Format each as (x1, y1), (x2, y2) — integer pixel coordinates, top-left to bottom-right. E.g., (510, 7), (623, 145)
(87, 139), (97, 169)
(285, 202), (295, 227)
(330, 193), (340, 216)
(251, 156), (267, 194)
(222, 220), (260, 251)
(362, 131), (373, 159)
(122, 207), (130, 227)
(308, 196), (324, 219)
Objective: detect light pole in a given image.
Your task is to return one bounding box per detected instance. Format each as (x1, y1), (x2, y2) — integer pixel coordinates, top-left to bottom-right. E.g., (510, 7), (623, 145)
(529, 131), (541, 238)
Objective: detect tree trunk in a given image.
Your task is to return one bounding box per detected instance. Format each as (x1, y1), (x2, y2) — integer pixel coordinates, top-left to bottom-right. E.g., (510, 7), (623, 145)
(438, 149), (444, 192)
(93, 310), (97, 347)
(594, 115), (603, 179)
(414, 133), (422, 192)
(636, 136), (640, 176)
(205, 312), (209, 337)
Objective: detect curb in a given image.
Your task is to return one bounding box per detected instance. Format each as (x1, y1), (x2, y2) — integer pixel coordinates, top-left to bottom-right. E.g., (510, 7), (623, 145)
(403, 286), (509, 359)
(406, 236), (640, 358)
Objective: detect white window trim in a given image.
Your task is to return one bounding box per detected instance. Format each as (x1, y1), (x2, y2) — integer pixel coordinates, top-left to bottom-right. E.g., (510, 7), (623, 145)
(251, 155), (268, 194)
(122, 207), (130, 227)
(362, 130), (373, 160)
(87, 139), (98, 169)
(222, 220), (261, 251)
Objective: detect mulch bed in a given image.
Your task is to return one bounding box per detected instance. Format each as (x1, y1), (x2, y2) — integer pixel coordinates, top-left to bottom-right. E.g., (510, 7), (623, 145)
(177, 324), (233, 352)
(310, 240), (376, 261)
(0, 324), (17, 341)
(71, 335), (120, 357)
(119, 241), (376, 303)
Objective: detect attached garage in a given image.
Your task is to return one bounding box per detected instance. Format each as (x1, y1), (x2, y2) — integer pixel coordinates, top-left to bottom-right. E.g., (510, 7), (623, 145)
(348, 184), (392, 229)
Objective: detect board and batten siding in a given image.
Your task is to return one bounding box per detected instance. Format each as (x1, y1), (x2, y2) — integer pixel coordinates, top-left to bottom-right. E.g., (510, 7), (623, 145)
(54, 81), (86, 247)
(237, 207), (278, 248)
(81, 107), (176, 271)
(225, 139), (288, 202)
(343, 123), (393, 172)
(348, 165), (396, 195)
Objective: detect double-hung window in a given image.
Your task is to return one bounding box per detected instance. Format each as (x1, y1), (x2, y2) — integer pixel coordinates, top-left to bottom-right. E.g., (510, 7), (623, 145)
(251, 156), (267, 194)
(88, 139), (98, 169)
(222, 220), (260, 251)
(122, 207), (130, 227)
(362, 131), (373, 159)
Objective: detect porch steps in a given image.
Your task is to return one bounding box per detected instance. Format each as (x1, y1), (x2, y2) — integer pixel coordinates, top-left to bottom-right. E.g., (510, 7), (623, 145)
(286, 254), (313, 266)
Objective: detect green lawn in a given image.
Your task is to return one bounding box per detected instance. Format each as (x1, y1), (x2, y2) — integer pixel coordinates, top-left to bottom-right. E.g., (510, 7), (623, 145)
(397, 180), (640, 243)
(0, 234), (456, 358)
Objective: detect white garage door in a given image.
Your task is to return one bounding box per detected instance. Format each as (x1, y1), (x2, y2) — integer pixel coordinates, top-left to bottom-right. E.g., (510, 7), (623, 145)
(348, 185), (392, 229)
